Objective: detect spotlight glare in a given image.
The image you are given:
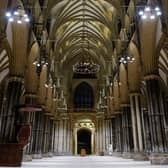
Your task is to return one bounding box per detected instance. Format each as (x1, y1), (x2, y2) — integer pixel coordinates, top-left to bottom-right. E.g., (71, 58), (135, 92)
(127, 56), (130, 60)
(25, 17), (30, 22)
(9, 17), (14, 22)
(157, 11), (162, 16)
(145, 7), (151, 12)
(14, 11), (19, 15)
(45, 84), (49, 88)
(142, 14), (147, 19)
(123, 60), (127, 64)
(6, 12), (11, 17)
(150, 15), (155, 20)
(155, 7), (160, 11)
(17, 20), (22, 24)
(139, 11), (144, 16)
(33, 61), (37, 65)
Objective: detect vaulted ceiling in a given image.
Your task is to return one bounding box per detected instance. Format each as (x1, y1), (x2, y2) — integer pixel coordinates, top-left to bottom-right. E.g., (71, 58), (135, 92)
(31, 0), (136, 79)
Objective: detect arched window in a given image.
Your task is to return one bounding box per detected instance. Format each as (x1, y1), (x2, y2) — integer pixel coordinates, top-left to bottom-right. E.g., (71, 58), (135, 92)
(74, 82), (94, 109)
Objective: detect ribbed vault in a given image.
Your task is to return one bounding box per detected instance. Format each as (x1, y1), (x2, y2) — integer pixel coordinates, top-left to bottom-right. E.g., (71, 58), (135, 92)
(47, 0), (121, 77)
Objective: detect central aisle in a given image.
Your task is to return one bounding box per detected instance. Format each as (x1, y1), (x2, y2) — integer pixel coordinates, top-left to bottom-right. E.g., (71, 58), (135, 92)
(21, 156), (168, 168)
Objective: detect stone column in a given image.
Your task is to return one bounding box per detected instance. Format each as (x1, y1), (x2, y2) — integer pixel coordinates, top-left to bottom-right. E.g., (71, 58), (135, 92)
(121, 105), (133, 158)
(164, 96), (168, 146)
(48, 119), (53, 156)
(101, 119), (105, 153)
(0, 77), (23, 143)
(130, 93), (147, 160)
(96, 117), (104, 155)
(53, 120), (59, 155)
(66, 119), (71, 155)
(115, 113), (123, 156)
(62, 119), (69, 155)
(58, 120), (64, 155)
(32, 111), (44, 159)
(144, 76), (168, 164)
(51, 121), (56, 154)
(42, 115), (50, 157)
(111, 118), (116, 152)
(23, 94), (37, 161)
(104, 119), (111, 155)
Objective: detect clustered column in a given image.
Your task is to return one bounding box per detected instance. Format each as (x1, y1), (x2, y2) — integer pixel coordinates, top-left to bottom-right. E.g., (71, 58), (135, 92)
(130, 92), (148, 160)
(0, 77), (23, 143)
(145, 76), (168, 164)
(121, 105), (133, 158)
(113, 113), (123, 155)
(52, 118), (72, 155)
(96, 117), (105, 155)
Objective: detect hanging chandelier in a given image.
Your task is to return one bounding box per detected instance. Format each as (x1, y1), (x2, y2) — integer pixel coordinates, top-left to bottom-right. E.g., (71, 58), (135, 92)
(138, 6), (162, 20)
(73, 1), (99, 75)
(119, 48), (135, 64)
(119, 55), (135, 64)
(6, 8), (30, 24)
(73, 58), (100, 74)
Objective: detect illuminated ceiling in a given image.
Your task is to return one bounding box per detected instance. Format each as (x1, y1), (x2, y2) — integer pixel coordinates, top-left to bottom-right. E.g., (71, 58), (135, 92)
(45, 0), (129, 78)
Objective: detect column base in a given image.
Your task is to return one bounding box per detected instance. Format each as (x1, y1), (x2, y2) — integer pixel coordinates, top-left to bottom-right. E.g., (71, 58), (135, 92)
(122, 152), (132, 159)
(23, 155), (32, 161)
(132, 152), (148, 161)
(112, 152), (122, 157)
(32, 154), (42, 159)
(150, 153), (168, 165)
(42, 152), (53, 157)
(54, 152), (72, 156)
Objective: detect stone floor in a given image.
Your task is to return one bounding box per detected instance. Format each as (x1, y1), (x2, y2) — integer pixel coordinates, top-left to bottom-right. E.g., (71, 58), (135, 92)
(2, 156), (168, 168)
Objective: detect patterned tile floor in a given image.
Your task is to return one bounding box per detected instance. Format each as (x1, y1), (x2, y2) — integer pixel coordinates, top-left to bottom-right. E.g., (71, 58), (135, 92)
(1, 156), (168, 168)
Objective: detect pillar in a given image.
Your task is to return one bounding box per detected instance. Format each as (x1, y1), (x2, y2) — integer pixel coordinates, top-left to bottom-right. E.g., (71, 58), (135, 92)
(31, 111), (44, 159)
(23, 94), (37, 161)
(130, 93), (147, 160)
(121, 105), (133, 158)
(115, 113), (123, 155)
(145, 76), (168, 164)
(0, 77), (23, 142)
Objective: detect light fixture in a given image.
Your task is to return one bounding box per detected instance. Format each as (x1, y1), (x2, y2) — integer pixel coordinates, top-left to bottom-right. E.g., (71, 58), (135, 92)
(155, 7), (160, 11)
(45, 83), (49, 88)
(6, 12), (11, 17)
(6, 8), (30, 24)
(142, 14), (147, 19)
(156, 11), (162, 16)
(119, 49), (135, 64)
(139, 5), (162, 20)
(17, 20), (22, 24)
(138, 11), (144, 16)
(14, 11), (19, 15)
(145, 6), (151, 12)
(9, 17), (14, 22)
(150, 15), (155, 20)
(33, 50), (49, 68)
(73, 2), (100, 75)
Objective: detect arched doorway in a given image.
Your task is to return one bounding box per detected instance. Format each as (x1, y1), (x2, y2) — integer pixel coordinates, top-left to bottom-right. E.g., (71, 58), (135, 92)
(77, 129), (91, 154)
(74, 82), (94, 109)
